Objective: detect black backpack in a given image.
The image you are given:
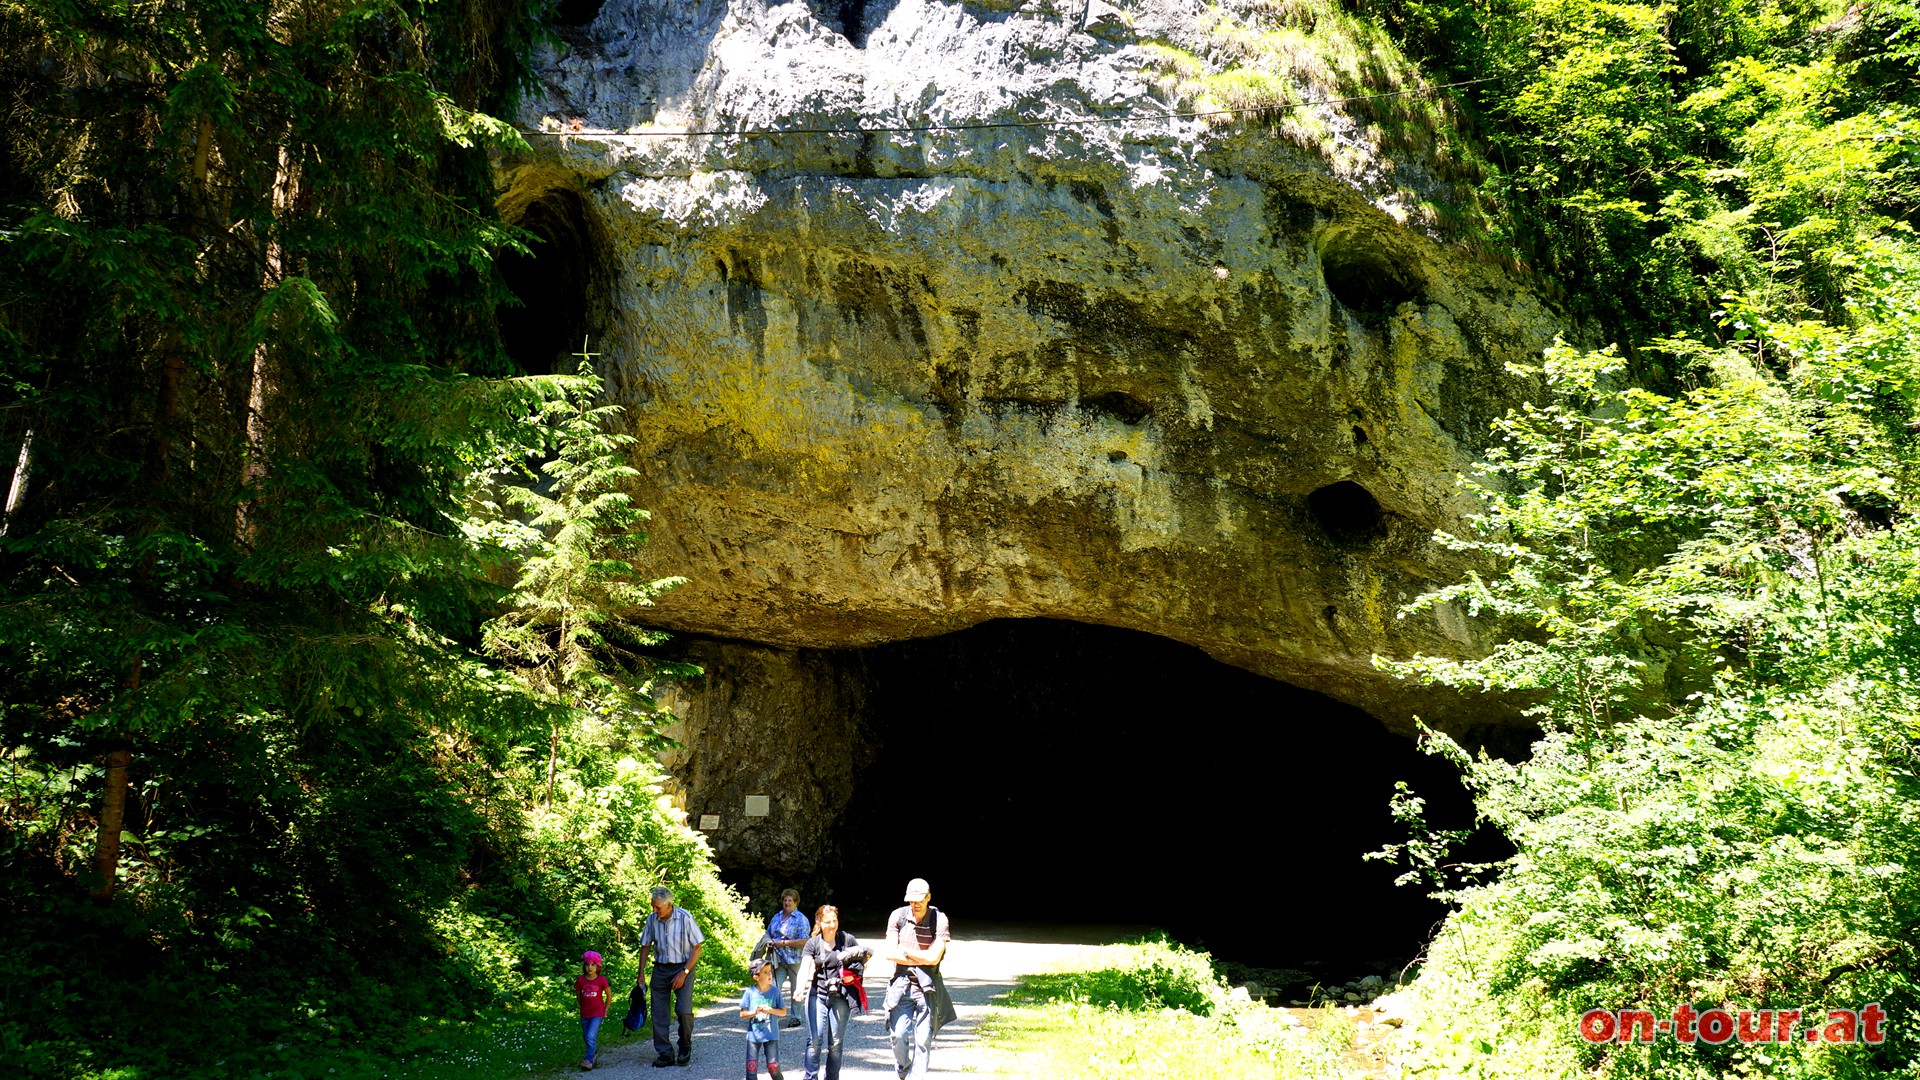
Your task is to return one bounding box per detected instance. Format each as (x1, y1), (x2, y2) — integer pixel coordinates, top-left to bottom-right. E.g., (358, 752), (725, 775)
(621, 978), (647, 1033)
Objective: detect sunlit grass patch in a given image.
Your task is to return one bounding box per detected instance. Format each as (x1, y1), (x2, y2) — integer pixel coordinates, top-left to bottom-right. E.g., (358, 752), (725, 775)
(971, 936), (1368, 1080)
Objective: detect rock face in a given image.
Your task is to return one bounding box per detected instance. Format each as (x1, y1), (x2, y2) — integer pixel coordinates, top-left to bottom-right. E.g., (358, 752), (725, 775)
(650, 639), (874, 899)
(505, 0), (1559, 881)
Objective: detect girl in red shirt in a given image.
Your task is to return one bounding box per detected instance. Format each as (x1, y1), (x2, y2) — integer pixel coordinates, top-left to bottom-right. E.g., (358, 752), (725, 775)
(575, 950), (612, 1070)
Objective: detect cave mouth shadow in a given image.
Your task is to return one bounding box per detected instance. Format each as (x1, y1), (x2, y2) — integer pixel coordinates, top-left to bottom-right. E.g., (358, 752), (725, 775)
(807, 618), (1497, 975)
(497, 187), (608, 376)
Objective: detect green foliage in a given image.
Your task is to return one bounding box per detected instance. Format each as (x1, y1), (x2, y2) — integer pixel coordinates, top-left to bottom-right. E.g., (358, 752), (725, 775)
(1375, 271), (1920, 1079)
(0, 3), (748, 1078)
(480, 352), (690, 715)
(1138, 2), (1491, 235)
(1357, 0), (1920, 350)
(978, 936), (1365, 1079)
(1013, 933), (1226, 1016)
(1360, 7), (1920, 1070)
(478, 350), (696, 805)
(472, 348), (755, 987)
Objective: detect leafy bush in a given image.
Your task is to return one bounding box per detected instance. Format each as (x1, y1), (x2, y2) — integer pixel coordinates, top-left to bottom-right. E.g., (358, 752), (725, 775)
(1378, 313), (1920, 1079)
(1355, 2), (1920, 1073)
(981, 937), (1365, 1080)
(1012, 933), (1226, 1015)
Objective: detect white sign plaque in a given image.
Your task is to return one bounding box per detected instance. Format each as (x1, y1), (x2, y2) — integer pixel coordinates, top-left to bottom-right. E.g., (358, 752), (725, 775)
(744, 795), (771, 817)
(698, 813), (721, 831)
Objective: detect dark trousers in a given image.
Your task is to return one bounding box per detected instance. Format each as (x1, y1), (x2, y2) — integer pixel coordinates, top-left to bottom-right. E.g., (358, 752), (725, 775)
(650, 962), (695, 1059)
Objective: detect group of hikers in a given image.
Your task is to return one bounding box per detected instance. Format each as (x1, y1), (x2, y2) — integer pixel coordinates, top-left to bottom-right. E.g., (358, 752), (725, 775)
(573, 877), (953, 1080)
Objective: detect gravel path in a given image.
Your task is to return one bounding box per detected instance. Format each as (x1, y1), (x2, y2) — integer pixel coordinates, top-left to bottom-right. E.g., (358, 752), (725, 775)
(569, 924), (1141, 1080)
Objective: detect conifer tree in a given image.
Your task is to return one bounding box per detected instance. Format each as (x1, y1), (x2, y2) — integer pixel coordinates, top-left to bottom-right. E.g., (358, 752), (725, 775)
(0, 0), (549, 901)
(480, 347), (694, 806)
(0, 7), (595, 1064)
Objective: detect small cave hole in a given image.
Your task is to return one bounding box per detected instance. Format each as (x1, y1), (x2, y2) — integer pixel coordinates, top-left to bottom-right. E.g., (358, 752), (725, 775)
(840, 0), (867, 39)
(1352, 425), (1369, 446)
(1309, 480), (1385, 542)
(551, 0), (606, 27)
(807, 0), (869, 44)
(497, 189), (604, 376)
(1082, 391), (1151, 425)
(1321, 241), (1421, 318)
(1107, 449), (1129, 463)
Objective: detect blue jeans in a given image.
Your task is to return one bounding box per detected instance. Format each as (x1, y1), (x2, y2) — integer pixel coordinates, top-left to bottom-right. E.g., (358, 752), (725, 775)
(745, 1037), (782, 1078)
(581, 1015), (603, 1063)
(650, 963), (695, 1059)
(774, 961), (800, 1006)
(804, 992), (851, 1080)
(886, 989), (934, 1080)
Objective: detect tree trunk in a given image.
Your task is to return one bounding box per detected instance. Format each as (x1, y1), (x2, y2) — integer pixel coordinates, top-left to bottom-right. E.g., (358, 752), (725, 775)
(237, 143), (295, 543)
(90, 741), (133, 903)
(91, 659), (140, 903)
(545, 721), (559, 808)
(1, 428), (30, 537)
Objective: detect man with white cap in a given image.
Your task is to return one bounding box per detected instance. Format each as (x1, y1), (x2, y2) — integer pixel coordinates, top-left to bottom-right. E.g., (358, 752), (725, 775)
(636, 886), (705, 1068)
(882, 877), (953, 1080)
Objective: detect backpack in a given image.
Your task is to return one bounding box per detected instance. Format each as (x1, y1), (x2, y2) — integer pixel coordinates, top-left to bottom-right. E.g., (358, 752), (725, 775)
(621, 978), (647, 1034)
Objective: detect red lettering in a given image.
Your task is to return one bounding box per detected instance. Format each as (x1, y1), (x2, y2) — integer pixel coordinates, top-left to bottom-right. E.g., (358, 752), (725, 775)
(1737, 1010), (1772, 1043)
(1579, 1010), (1617, 1043)
(1776, 1009), (1801, 1043)
(1698, 1009), (1735, 1044)
(1824, 1010), (1857, 1044)
(1618, 1010), (1657, 1043)
(1862, 1003), (1887, 1044)
(1673, 1004), (1698, 1043)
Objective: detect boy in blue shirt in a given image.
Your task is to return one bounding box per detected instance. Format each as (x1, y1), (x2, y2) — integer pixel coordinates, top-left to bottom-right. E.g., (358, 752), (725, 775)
(739, 958), (787, 1080)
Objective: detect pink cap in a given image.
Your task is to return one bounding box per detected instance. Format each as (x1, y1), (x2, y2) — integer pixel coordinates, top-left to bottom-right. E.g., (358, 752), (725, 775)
(583, 950), (603, 966)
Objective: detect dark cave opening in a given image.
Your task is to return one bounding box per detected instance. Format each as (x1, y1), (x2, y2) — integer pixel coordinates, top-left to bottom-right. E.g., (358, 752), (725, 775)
(550, 0), (606, 27)
(1320, 241), (1421, 318)
(497, 189), (601, 376)
(817, 619), (1494, 974)
(1081, 390), (1152, 425)
(805, 0), (869, 43)
(1309, 480), (1386, 543)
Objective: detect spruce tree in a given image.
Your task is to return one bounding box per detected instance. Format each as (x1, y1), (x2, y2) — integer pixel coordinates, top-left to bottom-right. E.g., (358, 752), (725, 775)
(0, 0), (605, 1067)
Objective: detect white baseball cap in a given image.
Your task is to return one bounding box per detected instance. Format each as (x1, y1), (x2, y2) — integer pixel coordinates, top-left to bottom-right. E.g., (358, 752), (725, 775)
(903, 877), (931, 901)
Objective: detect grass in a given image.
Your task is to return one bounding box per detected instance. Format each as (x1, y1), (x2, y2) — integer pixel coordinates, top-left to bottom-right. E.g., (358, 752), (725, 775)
(1139, 2), (1495, 240)
(193, 964), (748, 1080)
(968, 936), (1373, 1080)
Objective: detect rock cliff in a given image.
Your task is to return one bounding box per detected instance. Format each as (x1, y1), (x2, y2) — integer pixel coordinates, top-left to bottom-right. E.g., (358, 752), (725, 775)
(502, 0), (1559, 880)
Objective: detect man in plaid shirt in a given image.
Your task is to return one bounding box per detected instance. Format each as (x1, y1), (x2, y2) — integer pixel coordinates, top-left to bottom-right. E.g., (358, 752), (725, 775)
(637, 886), (705, 1068)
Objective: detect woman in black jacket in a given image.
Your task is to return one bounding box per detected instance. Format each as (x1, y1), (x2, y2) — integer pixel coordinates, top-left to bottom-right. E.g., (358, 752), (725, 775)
(799, 905), (870, 1080)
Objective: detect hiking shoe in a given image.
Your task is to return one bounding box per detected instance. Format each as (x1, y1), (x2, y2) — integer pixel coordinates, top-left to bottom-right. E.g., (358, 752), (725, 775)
(652, 1055), (675, 1068)
(676, 1051), (691, 1066)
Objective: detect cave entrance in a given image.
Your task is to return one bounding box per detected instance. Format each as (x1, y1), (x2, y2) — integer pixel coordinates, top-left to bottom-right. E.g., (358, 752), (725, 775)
(497, 188), (604, 376)
(822, 618), (1482, 976)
